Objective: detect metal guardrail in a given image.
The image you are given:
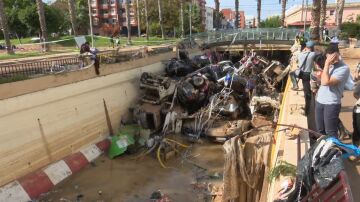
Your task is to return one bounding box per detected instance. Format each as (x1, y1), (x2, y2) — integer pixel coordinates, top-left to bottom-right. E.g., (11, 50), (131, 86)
(0, 57), (80, 77)
(0, 46), (174, 81)
(183, 28), (307, 46)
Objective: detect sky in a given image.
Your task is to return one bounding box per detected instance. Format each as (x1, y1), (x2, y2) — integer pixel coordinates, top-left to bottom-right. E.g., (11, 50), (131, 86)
(44, 0), (360, 20)
(206, 0), (360, 19)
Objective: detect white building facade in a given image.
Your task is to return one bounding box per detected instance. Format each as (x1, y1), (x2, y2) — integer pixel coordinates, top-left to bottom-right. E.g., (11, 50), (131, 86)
(205, 6), (214, 31)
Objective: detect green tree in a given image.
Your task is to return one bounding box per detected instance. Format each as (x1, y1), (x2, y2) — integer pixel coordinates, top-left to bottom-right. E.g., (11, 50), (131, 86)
(18, 4), (66, 36)
(138, 0), (182, 37)
(235, 0), (239, 28)
(0, 0), (13, 54)
(74, 0), (89, 35)
(68, 0), (78, 36)
(279, 0), (287, 27)
(320, 0), (327, 41)
(36, 0), (49, 51)
(214, 0), (220, 29)
(257, 0), (261, 27)
(260, 16), (281, 28)
(336, 0), (345, 30)
(311, 0), (321, 41)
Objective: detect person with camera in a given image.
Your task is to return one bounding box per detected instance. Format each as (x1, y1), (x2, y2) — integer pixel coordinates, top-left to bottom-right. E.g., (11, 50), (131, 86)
(315, 44), (350, 138)
(290, 41), (316, 116)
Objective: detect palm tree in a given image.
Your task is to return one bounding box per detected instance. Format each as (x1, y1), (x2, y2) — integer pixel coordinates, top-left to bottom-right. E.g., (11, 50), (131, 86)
(0, 0), (13, 54)
(320, 0), (327, 41)
(311, 0), (321, 41)
(125, 0), (131, 44)
(257, 0), (261, 28)
(36, 0), (48, 52)
(68, 0), (78, 36)
(136, 0), (141, 37)
(336, 0), (345, 30)
(235, 0), (239, 28)
(280, 0), (287, 27)
(157, 0), (165, 39)
(214, 0), (220, 29)
(180, 0), (184, 37)
(144, 0), (149, 41)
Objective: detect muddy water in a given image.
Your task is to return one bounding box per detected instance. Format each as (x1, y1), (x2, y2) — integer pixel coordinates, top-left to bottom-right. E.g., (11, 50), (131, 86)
(40, 141), (224, 202)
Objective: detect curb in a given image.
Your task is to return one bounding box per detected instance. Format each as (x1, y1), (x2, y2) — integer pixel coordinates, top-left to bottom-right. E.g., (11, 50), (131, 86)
(0, 139), (110, 202)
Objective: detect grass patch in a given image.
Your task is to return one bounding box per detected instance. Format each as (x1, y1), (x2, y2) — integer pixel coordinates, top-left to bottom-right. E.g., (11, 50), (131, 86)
(0, 35), (178, 47)
(0, 74), (29, 84)
(0, 50), (77, 60)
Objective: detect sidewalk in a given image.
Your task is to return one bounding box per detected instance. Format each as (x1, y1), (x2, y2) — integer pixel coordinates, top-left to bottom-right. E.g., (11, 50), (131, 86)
(0, 45), (173, 65)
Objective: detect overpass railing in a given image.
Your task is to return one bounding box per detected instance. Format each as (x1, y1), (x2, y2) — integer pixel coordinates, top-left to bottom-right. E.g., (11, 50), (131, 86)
(183, 28), (305, 45)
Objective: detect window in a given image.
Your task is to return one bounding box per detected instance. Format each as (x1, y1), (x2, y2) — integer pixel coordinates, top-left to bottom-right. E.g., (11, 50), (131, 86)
(101, 0), (107, 4)
(102, 10), (109, 15)
(112, 18), (117, 24)
(93, 17), (99, 26)
(111, 8), (116, 14)
(92, 9), (97, 14)
(91, 0), (96, 4)
(111, 0), (116, 4)
(330, 10), (335, 16)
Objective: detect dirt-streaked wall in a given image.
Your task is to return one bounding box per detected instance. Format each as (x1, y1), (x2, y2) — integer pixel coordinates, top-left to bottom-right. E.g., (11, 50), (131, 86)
(0, 52), (174, 186)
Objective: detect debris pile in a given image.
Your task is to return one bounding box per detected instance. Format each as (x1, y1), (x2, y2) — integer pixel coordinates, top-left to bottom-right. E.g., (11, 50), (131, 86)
(108, 49), (289, 201)
(126, 50), (288, 152)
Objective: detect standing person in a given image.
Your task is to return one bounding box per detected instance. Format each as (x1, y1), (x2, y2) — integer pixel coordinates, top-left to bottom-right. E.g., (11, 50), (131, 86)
(299, 33), (307, 51)
(290, 41), (316, 116)
(115, 36), (121, 47)
(315, 44), (350, 137)
(80, 41), (100, 75)
(352, 85), (360, 146)
(109, 36), (114, 48)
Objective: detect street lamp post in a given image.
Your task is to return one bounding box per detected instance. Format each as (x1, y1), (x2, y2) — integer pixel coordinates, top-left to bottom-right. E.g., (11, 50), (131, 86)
(87, 0), (94, 47)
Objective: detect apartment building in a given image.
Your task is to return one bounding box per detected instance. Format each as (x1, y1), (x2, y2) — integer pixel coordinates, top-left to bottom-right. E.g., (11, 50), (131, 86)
(90, 0), (137, 35)
(285, 2), (360, 28)
(221, 8), (246, 29)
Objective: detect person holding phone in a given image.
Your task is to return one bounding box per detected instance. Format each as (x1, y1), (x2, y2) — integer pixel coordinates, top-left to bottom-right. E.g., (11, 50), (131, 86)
(315, 44), (350, 137)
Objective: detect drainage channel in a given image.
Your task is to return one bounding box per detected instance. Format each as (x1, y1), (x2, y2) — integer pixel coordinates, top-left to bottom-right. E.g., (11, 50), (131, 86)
(1, 47), (293, 202)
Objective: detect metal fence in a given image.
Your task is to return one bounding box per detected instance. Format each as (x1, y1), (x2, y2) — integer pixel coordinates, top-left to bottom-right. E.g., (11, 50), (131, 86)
(0, 46), (174, 82)
(0, 57), (80, 78)
(183, 28), (306, 46)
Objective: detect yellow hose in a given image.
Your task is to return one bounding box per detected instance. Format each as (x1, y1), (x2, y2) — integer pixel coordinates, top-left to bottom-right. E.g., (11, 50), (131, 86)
(157, 143), (168, 169)
(164, 138), (189, 148)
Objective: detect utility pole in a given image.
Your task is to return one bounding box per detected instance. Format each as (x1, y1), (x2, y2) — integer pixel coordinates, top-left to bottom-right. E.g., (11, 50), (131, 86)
(303, 0), (308, 32)
(87, 0), (94, 47)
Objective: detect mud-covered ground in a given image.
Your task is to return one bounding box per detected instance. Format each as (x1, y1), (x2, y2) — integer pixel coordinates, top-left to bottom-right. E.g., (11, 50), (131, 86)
(40, 140), (224, 202)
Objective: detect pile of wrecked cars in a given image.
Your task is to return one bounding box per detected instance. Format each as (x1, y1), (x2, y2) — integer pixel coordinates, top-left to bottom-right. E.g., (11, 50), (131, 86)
(129, 49), (289, 146)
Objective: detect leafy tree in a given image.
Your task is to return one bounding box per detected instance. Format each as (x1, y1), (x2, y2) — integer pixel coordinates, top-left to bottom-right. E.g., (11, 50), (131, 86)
(18, 4), (66, 36)
(75, 0), (89, 35)
(0, 0), (13, 54)
(260, 16), (281, 28)
(137, 0), (201, 37)
(311, 0), (321, 41)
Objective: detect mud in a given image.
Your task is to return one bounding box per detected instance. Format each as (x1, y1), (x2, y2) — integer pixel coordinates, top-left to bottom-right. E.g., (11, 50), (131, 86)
(40, 141), (224, 202)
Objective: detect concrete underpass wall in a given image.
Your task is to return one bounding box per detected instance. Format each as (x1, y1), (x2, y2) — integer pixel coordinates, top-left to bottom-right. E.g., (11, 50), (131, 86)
(0, 53), (174, 186)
